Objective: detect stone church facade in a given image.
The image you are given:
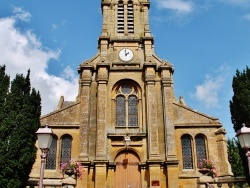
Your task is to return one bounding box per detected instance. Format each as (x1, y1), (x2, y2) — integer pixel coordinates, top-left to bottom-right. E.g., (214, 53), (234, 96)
(29, 0), (233, 187)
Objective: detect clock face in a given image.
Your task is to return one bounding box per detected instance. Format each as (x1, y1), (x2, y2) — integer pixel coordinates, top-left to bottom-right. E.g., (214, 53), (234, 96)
(119, 48), (133, 62)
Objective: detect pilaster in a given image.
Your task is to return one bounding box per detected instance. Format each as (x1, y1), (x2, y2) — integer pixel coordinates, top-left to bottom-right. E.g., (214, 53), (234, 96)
(94, 162), (108, 188)
(215, 128), (233, 176)
(166, 163), (179, 188)
(148, 163), (161, 188)
(160, 64), (178, 161)
(78, 65), (93, 161)
(96, 63), (109, 160)
(144, 63), (160, 160)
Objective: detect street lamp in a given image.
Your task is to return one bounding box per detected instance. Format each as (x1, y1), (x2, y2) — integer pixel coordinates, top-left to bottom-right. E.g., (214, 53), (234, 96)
(236, 123), (250, 175)
(36, 124), (53, 188)
(124, 135), (131, 149)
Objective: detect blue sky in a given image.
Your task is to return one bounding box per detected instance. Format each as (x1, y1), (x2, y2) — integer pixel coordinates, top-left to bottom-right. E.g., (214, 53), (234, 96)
(1, 0), (250, 138)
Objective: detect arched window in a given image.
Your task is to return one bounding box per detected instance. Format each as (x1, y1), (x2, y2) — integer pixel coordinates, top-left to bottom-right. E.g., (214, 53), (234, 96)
(195, 134), (207, 166)
(45, 136), (57, 169)
(181, 135), (193, 169)
(116, 84), (138, 127)
(60, 135), (72, 163)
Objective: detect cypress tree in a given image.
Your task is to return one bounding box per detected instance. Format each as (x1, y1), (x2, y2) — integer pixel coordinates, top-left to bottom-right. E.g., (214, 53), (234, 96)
(230, 66), (250, 183)
(0, 65), (10, 186)
(0, 68), (41, 188)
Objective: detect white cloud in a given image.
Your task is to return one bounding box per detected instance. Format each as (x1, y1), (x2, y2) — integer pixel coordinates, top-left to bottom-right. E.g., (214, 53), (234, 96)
(0, 8), (78, 115)
(191, 75), (224, 108)
(154, 0), (195, 14)
(12, 7), (31, 22)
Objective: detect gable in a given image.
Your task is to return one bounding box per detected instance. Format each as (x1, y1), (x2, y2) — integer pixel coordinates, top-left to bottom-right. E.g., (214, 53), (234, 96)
(173, 102), (222, 127)
(40, 101), (80, 126)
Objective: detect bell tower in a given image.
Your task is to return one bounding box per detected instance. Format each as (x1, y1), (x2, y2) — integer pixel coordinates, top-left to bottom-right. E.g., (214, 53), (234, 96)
(99, 0), (154, 66)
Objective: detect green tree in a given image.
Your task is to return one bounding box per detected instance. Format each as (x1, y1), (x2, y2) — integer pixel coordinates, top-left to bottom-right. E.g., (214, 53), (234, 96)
(230, 66), (250, 184)
(0, 65), (11, 186)
(227, 138), (244, 177)
(0, 68), (41, 188)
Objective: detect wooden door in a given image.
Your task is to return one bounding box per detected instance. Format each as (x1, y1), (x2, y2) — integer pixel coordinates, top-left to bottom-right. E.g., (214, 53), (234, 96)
(115, 151), (141, 188)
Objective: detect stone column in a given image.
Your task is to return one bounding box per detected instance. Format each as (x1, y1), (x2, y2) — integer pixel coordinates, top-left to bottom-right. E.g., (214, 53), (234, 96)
(96, 63), (109, 160)
(78, 65), (93, 161)
(160, 64), (178, 162)
(144, 63), (160, 159)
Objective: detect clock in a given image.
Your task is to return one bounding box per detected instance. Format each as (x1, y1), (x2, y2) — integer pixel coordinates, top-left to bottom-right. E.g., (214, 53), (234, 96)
(119, 48), (133, 62)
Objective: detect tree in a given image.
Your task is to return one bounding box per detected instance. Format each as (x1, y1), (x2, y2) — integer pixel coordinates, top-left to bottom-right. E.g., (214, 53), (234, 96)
(0, 65), (11, 186)
(230, 66), (250, 183)
(0, 65), (10, 122)
(227, 138), (250, 188)
(227, 138), (246, 187)
(0, 67), (41, 188)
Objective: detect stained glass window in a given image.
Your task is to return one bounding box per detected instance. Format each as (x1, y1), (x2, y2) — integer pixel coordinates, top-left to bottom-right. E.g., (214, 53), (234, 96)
(45, 136), (57, 169)
(181, 135), (193, 169)
(60, 135), (72, 163)
(195, 135), (207, 165)
(128, 96), (138, 126)
(122, 85), (132, 94)
(116, 84), (138, 127)
(116, 96), (126, 126)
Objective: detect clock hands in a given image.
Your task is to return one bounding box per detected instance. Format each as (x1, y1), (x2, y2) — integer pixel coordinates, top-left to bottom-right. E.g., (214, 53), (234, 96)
(124, 49), (130, 56)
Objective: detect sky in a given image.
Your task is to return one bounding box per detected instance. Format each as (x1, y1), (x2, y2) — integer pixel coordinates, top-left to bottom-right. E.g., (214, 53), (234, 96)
(0, 0), (250, 138)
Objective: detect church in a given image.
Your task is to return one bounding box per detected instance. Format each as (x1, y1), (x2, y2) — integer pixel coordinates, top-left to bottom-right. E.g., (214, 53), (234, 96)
(28, 0), (234, 187)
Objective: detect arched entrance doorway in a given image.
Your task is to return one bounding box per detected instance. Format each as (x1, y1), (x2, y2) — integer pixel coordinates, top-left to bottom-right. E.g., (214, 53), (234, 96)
(114, 151), (141, 188)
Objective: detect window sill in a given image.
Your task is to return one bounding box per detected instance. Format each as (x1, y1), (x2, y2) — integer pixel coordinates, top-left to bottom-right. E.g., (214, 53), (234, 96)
(115, 126), (139, 129)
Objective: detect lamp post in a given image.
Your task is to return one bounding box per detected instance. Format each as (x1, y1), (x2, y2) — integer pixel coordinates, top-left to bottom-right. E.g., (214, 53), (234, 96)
(236, 123), (250, 175)
(36, 124), (53, 188)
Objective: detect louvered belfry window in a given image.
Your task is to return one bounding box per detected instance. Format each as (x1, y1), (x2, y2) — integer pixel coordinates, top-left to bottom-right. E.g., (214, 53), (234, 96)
(117, 0), (134, 34)
(116, 84), (138, 127)
(195, 135), (207, 164)
(45, 136), (57, 169)
(60, 135), (72, 163)
(181, 135), (193, 169)
(127, 1), (134, 33)
(117, 1), (124, 33)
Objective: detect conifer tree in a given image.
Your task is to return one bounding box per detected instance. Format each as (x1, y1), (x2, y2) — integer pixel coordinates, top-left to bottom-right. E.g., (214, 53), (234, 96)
(227, 138), (244, 176)
(0, 67), (41, 188)
(0, 65), (10, 186)
(230, 66), (250, 183)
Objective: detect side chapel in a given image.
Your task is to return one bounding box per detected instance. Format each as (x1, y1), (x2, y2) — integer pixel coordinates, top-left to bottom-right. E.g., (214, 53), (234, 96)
(29, 0), (233, 187)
